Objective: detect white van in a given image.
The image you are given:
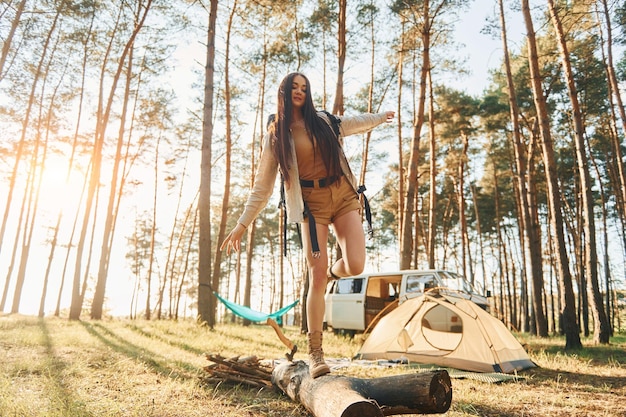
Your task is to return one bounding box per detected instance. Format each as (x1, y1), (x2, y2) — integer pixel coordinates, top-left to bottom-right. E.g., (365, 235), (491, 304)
(323, 269), (489, 335)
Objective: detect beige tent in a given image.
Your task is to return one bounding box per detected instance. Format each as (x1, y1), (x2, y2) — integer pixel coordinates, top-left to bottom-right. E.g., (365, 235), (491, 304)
(356, 291), (535, 373)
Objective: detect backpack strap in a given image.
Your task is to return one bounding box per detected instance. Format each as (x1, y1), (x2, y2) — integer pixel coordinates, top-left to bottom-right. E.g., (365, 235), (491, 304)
(279, 175), (288, 257)
(321, 110), (341, 137)
(358, 185), (373, 238)
(303, 202), (320, 258)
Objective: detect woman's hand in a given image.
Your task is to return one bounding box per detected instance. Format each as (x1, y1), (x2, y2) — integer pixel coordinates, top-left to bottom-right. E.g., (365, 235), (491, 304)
(385, 111), (395, 122)
(220, 223), (247, 255)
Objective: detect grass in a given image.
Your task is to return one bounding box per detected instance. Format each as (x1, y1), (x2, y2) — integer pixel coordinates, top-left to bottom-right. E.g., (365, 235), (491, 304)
(1, 315), (624, 417)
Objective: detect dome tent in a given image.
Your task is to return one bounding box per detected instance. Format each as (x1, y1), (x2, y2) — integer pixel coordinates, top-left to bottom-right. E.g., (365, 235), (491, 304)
(356, 291), (536, 373)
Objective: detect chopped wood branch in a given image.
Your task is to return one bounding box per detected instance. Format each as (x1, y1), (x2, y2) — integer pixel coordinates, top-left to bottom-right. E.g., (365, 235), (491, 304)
(202, 354), (274, 388)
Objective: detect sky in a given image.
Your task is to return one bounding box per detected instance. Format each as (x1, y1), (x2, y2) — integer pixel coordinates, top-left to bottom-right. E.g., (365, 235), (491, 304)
(450, 3), (526, 96)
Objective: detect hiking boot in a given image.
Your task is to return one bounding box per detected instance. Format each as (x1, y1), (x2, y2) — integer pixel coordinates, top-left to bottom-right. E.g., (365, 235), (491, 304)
(307, 331), (330, 378)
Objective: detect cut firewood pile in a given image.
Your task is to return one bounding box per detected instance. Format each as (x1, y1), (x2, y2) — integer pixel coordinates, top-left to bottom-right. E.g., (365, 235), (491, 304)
(202, 354), (452, 417)
(202, 354), (274, 388)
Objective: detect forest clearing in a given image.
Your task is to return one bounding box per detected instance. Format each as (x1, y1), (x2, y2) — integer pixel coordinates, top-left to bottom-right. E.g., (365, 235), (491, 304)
(1, 315), (624, 417)
(2, 2), (626, 414)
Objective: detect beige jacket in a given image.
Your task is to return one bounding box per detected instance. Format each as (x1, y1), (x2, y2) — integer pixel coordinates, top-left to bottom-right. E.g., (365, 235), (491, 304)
(237, 111), (389, 227)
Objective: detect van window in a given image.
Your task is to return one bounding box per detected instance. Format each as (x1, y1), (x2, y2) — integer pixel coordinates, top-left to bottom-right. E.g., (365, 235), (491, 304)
(440, 271), (475, 293)
(335, 278), (364, 294)
(405, 274), (437, 294)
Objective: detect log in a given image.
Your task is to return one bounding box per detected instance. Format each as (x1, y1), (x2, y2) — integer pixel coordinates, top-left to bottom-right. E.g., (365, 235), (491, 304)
(271, 360), (452, 417)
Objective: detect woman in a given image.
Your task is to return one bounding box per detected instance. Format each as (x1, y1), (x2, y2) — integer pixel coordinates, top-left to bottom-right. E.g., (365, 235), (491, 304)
(221, 72), (394, 378)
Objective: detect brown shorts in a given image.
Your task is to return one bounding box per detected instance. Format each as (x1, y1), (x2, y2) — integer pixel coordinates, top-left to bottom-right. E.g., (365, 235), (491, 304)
(301, 177), (361, 225)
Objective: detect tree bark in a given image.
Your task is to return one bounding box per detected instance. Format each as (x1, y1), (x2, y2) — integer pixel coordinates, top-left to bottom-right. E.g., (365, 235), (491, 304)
(332, 0), (346, 115)
(198, 0), (218, 324)
(396, 20), (405, 255)
(401, 0), (431, 269)
(272, 360), (452, 417)
(521, 0), (581, 349)
(427, 69), (436, 269)
(210, 0), (238, 326)
(598, 0), (626, 226)
(547, 0), (609, 344)
(497, 0), (547, 337)
(7, 5), (62, 314)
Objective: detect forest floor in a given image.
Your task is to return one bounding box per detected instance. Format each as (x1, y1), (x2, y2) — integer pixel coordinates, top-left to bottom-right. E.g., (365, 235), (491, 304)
(1, 314), (625, 417)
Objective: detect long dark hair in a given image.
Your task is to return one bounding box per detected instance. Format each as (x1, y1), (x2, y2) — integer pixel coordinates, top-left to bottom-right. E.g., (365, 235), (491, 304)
(270, 72), (342, 184)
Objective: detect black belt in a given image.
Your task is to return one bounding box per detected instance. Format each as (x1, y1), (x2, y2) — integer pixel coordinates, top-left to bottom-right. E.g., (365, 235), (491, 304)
(299, 176), (341, 188)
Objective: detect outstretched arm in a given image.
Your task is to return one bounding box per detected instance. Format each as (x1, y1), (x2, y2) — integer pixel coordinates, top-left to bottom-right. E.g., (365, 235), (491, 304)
(220, 132), (278, 255)
(338, 111), (395, 137)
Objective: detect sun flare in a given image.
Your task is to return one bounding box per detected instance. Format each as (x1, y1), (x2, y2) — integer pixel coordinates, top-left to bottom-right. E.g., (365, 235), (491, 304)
(37, 153), (90, 220)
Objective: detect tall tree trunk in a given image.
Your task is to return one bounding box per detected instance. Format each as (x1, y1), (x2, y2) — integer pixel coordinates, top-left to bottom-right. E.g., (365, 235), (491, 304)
(175, 204), (199, 320)
(458, 132), (470, 282)
(332, 0), (346, 115)
(241, 26), (270, 326)
(401, 0), (430, 269)
(470, 184), (486, 291)
(53, 7), (96, 317)
(588, 138), (614, 335)
(0, 0), (28, 267)
(90, 0), (153, 320)
(396, 20), (405, 252)
(161, 136), (192, 319)
(547, 0), (609, 344)
(427, 69), (436, 269)
(0, 0), (27, 82)
(211, 0), (238, 326)
(198, 0), (218, 324)
(145, 133), (161, 320)
(38, 42), (70, 317)
(521, 0), (581, 349)
(4, 4), (61, 313)
(597, 0), (626, 225)
(498, 0), (547, 337)
(93, 45), (133, 320)
(358, 4), (376, 190)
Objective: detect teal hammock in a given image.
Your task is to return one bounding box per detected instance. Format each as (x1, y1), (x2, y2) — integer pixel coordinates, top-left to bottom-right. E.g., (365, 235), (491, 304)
(213, 292), (299, 325)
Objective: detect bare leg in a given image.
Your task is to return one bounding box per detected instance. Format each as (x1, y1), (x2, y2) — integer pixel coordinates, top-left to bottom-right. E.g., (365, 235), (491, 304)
(301, 222), (329, 333)
(301, 222), (331, 378)
(330, 209), (366, 277)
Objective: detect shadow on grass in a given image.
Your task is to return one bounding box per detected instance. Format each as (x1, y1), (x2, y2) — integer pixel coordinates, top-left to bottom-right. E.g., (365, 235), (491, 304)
(452, 402), (521, 417)
(123, 322), (206, 356)
(38, 319), (95, 417)
(79, 321), (199, 380)
(212, 324), (302, 353)
(521, 338), (626, 396)
(527, 338), (626, 363)
(525, 365), (626, 393)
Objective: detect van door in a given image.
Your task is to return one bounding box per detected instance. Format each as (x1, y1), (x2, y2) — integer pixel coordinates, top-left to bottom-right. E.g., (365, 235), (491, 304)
(325, 277), (366, 331)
